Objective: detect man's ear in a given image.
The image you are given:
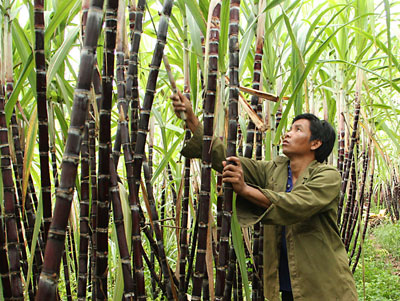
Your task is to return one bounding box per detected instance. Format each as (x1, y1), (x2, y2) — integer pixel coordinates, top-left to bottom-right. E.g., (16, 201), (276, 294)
(311, 140), (322, 151)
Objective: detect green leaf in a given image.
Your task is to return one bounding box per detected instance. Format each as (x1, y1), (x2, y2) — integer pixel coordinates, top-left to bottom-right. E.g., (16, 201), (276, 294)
(47, 26), (80, 87)
(232, 194), (251, 300)
(184, 0), (206, 36)
(22, 106), (38, 224)
(44, 0), (81, 44)
(151, 132), (184, 185)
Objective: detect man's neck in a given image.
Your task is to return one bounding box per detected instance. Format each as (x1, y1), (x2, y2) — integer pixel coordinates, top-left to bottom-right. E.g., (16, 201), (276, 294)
(289, 156), (315, 185)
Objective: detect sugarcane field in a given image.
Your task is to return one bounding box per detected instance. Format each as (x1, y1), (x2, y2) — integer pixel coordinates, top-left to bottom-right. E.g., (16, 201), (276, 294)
(1, 0), (400, 300)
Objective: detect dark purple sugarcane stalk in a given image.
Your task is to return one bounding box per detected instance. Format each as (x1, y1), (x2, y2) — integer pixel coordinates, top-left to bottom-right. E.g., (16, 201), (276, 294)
(216, 0), (239, 299)
(352, 148), (374, 273)
(62, 243), (72, 301)
(4, 42), (34, 299)
(252, 223), (261, 300)
(77, 6), (93, 291)
(78, 117), (90, 299)
(109, 156), (135, 299)
(0, 77), (12, 301)
(0, 215), (12, 300)
(185, 198), (199, 292)
(129, 0), (174, 298)
(95, 0), (118, 297)
(191, 3), (221, 299)
(89, 74), (100, 300)
(77, 7), (91, 297)
(126, 0), (146, 151)
(216, 174), (223, 247)
(337, 93), (360, 226)
(337, 112), (345, 176)
(179, 128), (191, 301)
(244, 36), (263, 157)
(143, 161), (177, 299)
(223, 244), (236, 300)
(112, 0), (128, 169)
(0, 84), (23, 299)
(347, 147), (370, 253)
(34, 0), (52, 243)
(36, 0), (105, 298)
(341, 150), (357, 245)
(140, 242), (168, 296)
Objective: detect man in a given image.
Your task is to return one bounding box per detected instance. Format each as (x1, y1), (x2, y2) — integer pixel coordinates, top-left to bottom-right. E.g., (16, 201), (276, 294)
(171, 92), (358, 301)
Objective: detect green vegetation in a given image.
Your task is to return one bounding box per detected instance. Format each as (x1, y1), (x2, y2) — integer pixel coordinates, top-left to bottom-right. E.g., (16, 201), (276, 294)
(354, 222), (400, 301)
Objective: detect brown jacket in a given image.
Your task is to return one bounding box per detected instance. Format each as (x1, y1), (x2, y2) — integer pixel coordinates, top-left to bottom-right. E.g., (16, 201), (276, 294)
(182, 125), (358, 301)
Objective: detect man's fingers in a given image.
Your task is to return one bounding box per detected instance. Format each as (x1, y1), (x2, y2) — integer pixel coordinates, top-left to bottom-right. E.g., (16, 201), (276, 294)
(226, 156), (241, 166)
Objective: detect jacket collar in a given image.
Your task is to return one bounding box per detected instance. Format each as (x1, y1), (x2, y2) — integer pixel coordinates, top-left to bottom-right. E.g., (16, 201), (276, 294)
(274, 156), (320, 189)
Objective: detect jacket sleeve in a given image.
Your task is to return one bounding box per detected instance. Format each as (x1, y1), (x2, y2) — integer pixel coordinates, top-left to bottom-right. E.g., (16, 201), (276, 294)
(181, 125), (275, 184)
(181, 124), (226, 173)
(236, 166), (341, 226)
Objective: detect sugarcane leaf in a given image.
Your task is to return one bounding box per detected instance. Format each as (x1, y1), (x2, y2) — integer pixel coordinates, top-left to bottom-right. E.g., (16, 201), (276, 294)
(47, 26), (80, 87)
(53, 103), (69, 138)
(24, 189), (43, 296)
(218, 0), (229, 73)
(186, 5), (205, 73)
(264, 0), (286, 11)
(274, 19), (357, 144)
(375, 120), (400, 154)
(151, 132), (184, 185)
(5, 53), (34, 124)
(44, 0), (80, 44)
(22, 106), (38, 210)
(239, 13), (256, 76)
(231, 197), (251, 300)
(184, 0), (206, 36)
(383, 0), (391, 83)
(119, 182), (132, 250)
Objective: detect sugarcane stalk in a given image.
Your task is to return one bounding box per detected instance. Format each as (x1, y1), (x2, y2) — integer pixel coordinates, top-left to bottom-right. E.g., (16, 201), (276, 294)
(192, 2), (221, 299)
(112, 0), (128, 169)
(62, 240), (73, 301)
(352, 146), (374, 273)
(0, 66), (12, 301)
(347, 147), (369, 253)
(34, 0), (52, 243)
(126, 0), (146, 151)
(130, 0), (174, 298)
(341, 149), (357, 246)
(89, 74), (100, 301)
(216, 0), (239, 298)
(0, 83), (23, 300)
(78, 117), (90, 300)
(179, 128), (191, 301)
(185, 203), (199, 292)
(143, 160), (177, 299)
(36, 0), (105, 298)
(4, 27), (35, 299)
(338, 87), (361, 225)
(337, 111), (345, 176)
(109, 155), (135, 299)
(0, 215), (12, 300)
(95, 0), (118, 297)
(223, 244), (236, 300)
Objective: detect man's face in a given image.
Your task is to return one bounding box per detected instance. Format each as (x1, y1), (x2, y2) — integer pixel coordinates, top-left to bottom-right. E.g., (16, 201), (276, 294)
(282, 119), (317, 158)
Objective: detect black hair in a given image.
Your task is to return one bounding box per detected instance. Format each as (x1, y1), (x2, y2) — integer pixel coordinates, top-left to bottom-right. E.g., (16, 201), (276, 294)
(292, 113), (336, 163)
